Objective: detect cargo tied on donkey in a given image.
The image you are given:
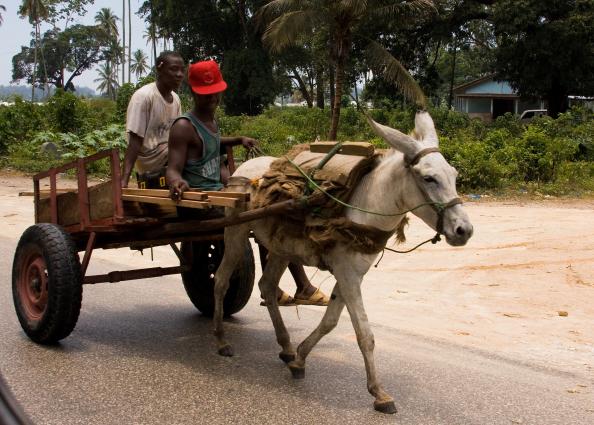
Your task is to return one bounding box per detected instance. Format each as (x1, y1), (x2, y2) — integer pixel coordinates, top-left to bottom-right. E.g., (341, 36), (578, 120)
(212, 111), (474, 414)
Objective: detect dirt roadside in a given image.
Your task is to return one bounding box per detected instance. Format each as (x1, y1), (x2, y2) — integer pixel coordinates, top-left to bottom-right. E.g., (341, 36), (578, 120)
(1, 173), (593, 383)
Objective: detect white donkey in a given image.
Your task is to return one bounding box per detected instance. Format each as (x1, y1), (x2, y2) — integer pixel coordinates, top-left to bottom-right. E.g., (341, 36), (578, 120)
(212, 111), (473, 414)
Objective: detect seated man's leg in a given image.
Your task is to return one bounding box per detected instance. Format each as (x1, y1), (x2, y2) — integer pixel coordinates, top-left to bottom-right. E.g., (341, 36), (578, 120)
(288, 263), (329, 306)
(258, 244), (328, 306)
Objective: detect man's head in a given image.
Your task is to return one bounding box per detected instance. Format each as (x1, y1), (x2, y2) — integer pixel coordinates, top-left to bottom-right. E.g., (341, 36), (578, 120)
(155, 51), (185, 91)
(188, 60), (227, 114)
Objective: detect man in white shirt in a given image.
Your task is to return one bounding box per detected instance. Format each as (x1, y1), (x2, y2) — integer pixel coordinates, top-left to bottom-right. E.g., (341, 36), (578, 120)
(121, 51), (185, 188)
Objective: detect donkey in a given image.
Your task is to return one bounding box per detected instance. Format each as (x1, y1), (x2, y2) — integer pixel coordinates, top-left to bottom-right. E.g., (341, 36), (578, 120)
(212, 111), (473, 413)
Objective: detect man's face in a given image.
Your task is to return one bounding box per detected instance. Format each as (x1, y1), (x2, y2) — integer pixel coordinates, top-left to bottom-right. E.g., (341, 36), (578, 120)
(195, 92), (222, 114)
(157, 56), (185, 91)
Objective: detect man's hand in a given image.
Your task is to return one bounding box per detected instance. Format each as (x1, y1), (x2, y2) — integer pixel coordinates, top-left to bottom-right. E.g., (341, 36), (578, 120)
(241, 136), (257, 149)
(169, 179), (190, 202)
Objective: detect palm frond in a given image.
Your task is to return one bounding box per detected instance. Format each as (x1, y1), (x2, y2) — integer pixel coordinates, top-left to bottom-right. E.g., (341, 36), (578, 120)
(339, 0), (368, 16)
(365, 40), (427, 109)
(256, 0), (308, 27)
(263, 10), (319, 54)
(372, 0), (436, 19)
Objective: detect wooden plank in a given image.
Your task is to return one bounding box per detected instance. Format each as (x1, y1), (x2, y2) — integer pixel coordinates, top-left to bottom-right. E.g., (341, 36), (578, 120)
(204, 191), (249, 200)
(205, 196), (239, 208)
(122, 194), (210, 209)
(122, 188), (207, 201)
(310, 141), (375, 157)
(20, 189), (74, 197)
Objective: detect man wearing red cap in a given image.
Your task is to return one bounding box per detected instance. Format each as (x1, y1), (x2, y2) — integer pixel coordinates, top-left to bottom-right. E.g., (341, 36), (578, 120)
(167, 60), (329, 307)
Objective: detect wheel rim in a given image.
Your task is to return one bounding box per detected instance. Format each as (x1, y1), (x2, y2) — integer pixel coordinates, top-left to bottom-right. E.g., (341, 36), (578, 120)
(18, 252), (49, 321)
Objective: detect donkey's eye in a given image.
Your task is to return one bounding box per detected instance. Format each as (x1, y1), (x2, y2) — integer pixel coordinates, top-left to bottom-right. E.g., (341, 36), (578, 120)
(423, 176), (437, 184)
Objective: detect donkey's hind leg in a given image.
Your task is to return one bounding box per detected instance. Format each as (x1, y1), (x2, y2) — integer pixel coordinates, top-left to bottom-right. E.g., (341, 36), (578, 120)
(258, 254), (295, 363)
(287, 285), (345, 379)
(213, 224), (250, 357)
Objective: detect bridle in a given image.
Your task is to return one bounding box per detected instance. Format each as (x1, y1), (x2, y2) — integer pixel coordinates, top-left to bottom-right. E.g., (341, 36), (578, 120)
(404, 147), (463, 235)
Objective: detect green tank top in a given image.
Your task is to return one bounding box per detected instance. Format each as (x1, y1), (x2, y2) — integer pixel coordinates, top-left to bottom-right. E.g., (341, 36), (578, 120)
(177, 112), (223, 191)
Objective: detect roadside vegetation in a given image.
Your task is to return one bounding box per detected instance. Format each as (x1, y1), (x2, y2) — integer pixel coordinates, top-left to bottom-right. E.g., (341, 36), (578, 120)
(1, 90), (592, 197)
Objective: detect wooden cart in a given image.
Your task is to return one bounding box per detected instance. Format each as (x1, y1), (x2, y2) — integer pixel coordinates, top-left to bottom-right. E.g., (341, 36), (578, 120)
(11, 148), (299, 345)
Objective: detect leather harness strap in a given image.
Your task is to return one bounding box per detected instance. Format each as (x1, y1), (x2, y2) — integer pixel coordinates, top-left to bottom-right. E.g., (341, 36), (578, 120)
(405, 147), (441, 168)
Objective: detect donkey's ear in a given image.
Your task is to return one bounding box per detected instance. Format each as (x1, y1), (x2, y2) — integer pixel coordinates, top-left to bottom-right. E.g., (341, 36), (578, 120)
(414, 111), (439, 145)
(366, 116), (417, 157)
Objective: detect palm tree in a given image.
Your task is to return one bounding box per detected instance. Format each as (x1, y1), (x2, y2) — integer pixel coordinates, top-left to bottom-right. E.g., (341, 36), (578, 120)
(95, 7), (119, 39)
(127, 0), (132, 83)
(143, 25), (158, 66)
(0, 5), (7, 26)
(130, 49), (149, 80)
(259, 0), (433, 139)
(121, 0), (126, 85)
(95, 63), (119, 100)
(19, 0), (49, 101)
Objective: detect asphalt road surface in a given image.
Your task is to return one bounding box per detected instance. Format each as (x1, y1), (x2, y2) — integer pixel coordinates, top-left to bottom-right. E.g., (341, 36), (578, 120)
(1, 235), (592, 425)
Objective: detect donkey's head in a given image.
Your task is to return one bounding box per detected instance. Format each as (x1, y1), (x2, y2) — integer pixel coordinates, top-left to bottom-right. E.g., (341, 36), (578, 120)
(368, 112), (473, 246)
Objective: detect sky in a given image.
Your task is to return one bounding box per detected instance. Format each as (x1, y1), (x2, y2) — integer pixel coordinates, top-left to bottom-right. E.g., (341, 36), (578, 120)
(0, 0), (152, 93)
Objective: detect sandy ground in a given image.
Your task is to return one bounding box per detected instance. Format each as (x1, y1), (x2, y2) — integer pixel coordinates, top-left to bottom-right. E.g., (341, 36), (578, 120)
(1, 172), (593, 382)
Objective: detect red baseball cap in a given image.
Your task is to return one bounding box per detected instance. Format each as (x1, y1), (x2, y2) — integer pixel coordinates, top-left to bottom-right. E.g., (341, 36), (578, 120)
(188, 60), (227, 95)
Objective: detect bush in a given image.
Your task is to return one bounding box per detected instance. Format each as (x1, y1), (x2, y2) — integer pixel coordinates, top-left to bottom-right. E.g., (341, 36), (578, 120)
(0, 97), (49, 154)
(46, 90), (89, 134)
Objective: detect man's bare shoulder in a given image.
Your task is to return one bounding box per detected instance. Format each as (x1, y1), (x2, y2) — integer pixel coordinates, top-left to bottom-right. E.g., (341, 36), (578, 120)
(169, 117), (197, 143)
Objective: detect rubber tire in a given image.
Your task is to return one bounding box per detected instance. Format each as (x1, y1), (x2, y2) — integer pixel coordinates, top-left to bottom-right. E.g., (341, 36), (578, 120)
(180, 240), (255, 317)
(12, 224), (82, 344)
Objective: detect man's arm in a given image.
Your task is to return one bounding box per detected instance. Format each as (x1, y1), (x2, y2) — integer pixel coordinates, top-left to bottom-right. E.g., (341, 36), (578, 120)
(167, 119), (193, 201)
(220, 136), (257, 153)
(121, 132), (143, 188)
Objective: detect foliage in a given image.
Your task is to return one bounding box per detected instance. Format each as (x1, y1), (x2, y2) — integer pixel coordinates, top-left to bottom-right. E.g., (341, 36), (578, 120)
(12, 24), (113, 90)
(143, 0), (279, 116)
(0, 97), (49, 154)
(46, 89), (88, 134)
(492, 0), (594, 117)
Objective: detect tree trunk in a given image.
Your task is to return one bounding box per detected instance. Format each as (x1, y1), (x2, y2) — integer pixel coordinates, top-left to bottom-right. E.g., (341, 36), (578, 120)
(128, 0), (132, 83)
(329, 65), (335, 117)
(291, 68), (313, 107)
(548, 78), (568, 119)
(122, 0), (126, 86)
(32, 24), (38, 101)
(315, 64), (324, 109)
(329, 61), (344, 140)
(448, 35), (458, 110)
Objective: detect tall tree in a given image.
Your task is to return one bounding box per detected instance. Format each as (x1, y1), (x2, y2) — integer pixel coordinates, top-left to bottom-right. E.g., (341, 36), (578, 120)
(121, 0), (126, 85)
(13, 25), (111, 90)
(259, 0), (433, 139)
(95, 62), (119, 99)
(130, 49), (149, 80)
(492, 0), (594, 118)
(19, 0), (49, 100)
(95, 7), (119, 39)
(95, 7), (121, 92)
(143, 0), (279, 115)
(128, 0), (131, 83)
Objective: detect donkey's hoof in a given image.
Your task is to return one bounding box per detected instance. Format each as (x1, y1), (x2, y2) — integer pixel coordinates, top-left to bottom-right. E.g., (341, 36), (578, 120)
(218, 345), (234, 357)
(279, 352), (296, 364)
(288, 364), (305, 379)
(374, 400), (397, 414)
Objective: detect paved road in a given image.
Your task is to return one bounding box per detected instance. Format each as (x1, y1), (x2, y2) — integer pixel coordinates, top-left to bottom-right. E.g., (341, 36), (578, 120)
(1, 236), (593, 425)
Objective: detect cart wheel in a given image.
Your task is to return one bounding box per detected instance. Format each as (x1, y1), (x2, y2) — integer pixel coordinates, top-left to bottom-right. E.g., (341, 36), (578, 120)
(180, 240), (255, 317)
(12, 224), (82, 344)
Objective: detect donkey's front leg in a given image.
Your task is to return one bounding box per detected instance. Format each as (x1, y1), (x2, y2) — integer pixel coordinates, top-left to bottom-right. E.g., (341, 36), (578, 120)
(213, 224), (250, 357)
(335, 269), (397, 414)
(258, 255), (295, 363)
